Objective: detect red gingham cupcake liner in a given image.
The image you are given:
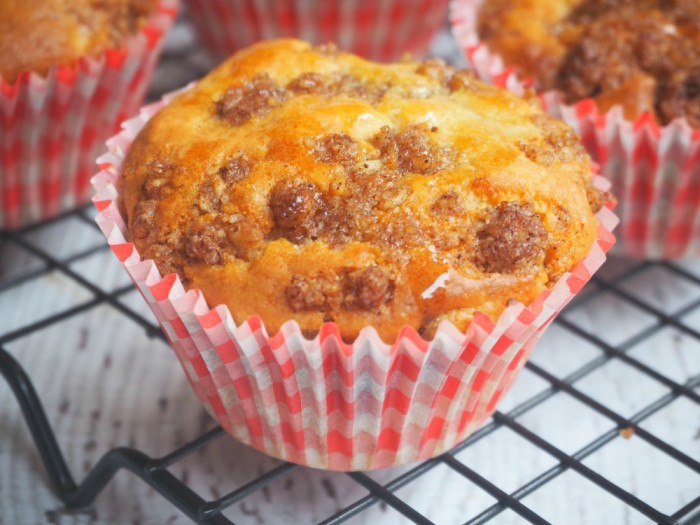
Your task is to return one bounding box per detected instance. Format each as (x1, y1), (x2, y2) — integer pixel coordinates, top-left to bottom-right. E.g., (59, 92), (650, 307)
(450, 0), (700, 259)
(91, 90), (617, 471)
(184, 0), (450, 62)
(0, 0), (178, 231)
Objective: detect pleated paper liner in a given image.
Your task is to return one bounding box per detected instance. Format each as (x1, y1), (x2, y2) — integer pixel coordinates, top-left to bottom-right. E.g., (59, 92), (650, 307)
(0, 0), (178, 230)
(184, 0), (449, 62)
(450, 0), (700, 259)
(92, 90), (617, 471)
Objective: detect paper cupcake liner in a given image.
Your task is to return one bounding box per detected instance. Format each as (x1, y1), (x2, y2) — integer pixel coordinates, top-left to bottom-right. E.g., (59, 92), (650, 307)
(184, 0), (449, 62)
(0, 1), (178, 231)
(450, 0), (700, 260)
(91, 91), (617, 470)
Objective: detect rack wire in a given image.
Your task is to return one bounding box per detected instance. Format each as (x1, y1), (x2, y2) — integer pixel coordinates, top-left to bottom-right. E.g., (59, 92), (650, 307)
(2, 202), (700, 525)
(2, 16), (700, 525)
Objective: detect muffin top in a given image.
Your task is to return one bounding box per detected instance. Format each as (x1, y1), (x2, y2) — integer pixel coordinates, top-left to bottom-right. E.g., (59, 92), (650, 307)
(120, 39), (604, 342)
(478, 0), (700, 126)
(0, 0), (156, 83)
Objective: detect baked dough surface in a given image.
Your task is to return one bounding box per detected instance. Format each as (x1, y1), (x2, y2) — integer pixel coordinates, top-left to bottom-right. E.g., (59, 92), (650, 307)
(121, 39), (602, 342)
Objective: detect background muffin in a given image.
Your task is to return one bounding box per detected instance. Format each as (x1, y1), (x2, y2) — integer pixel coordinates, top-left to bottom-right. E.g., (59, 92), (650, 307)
(0, 0), (177, 230)
(476, 0), (700, 125)
(119, 39), (604, 342)
(452, 0), (700, 259)
(0, 0), (156, 83)
(184, 0), (450, 62)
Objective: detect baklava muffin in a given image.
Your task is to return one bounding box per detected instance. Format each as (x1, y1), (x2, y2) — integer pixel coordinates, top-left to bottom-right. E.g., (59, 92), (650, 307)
(0, 0), (157, 83)
(120, 39), (606, 342)
(477, 0), (700, 125)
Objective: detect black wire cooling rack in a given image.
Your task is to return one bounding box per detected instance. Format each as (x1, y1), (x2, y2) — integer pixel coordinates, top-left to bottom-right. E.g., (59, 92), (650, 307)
(2, 16), (700, 525)
(2, 209), (700, 525)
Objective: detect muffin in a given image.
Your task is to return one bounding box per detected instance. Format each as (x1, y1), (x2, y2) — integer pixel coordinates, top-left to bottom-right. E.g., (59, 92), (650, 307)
(452, 0), (700, 259)
(94, 39), (616, 469)
(0, 0), (177, 230)
(118, 39), (606, 343)
(184, 0), (450, 62)
(476, 0), (700, 125)
(0, 0), (157, 83)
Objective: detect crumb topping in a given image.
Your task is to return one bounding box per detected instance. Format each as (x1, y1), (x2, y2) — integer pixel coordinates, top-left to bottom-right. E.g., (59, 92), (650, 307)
(217, 73), (289, 125)
(313, 132), (359, 168)
(474, 202), (549, 274)
(285, 266), (394, 313)
(123, 41), (601, 341)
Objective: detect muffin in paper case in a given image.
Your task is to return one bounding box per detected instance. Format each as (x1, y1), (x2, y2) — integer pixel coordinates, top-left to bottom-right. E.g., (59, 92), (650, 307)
(184, 0), (449, 63)
(450, 0), (700, 260)
(92, 92), (617, 471)
(0, 0), (178, 231)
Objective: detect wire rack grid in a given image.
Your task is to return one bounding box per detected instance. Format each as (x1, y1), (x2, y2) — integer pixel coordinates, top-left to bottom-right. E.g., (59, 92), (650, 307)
(1, 15), (700, 525)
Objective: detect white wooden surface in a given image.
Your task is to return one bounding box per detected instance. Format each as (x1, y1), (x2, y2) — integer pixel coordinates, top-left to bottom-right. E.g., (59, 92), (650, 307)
(1, 15), (700, 525)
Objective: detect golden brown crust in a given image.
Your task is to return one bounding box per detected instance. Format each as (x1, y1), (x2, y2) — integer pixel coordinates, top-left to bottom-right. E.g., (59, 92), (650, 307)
(120, 39), (601, 342)
(478, 0), (700, 125)
(0, 0), (156, 83)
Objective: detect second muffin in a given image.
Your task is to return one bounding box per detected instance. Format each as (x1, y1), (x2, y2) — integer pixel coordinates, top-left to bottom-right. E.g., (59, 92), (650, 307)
(0, 0), (177, 229)
(475, 0), (700, 125)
